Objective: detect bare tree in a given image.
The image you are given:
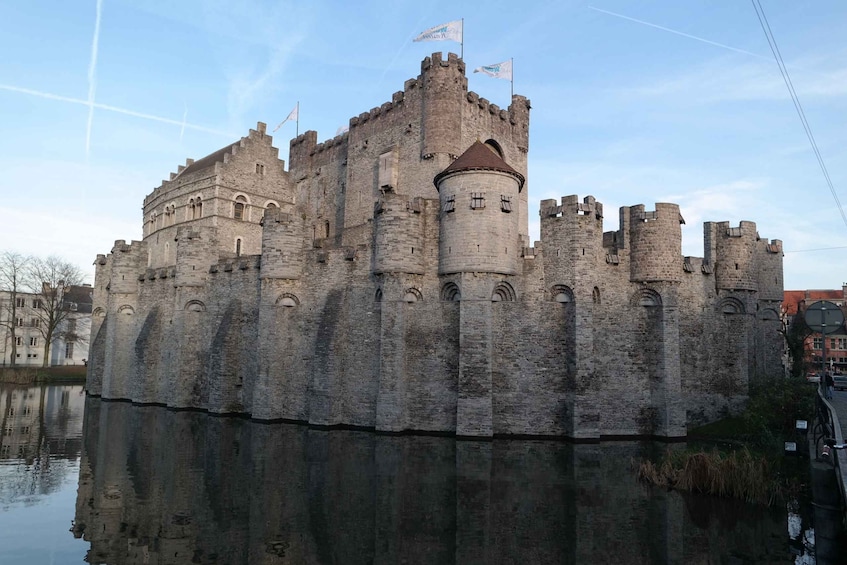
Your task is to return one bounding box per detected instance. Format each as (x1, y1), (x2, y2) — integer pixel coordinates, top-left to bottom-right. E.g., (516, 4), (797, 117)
(23, 256), (85, 367)
(0, 251), (30, 366)
(780, 299), (814, 379)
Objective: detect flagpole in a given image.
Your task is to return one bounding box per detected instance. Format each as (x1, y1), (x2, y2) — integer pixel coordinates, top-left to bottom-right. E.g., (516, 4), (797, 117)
(460, 18), (464, 59)
(296, 101), (299, 136)
(510, 58), (514, 99)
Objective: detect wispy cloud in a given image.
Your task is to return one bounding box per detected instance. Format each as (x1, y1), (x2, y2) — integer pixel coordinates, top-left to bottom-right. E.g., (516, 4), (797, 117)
(86, 0), (103, 157)
(0, 83), (233, 137)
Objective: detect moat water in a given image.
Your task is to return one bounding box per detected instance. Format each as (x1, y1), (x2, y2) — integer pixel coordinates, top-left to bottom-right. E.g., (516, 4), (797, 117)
(0, 383), (818, 564)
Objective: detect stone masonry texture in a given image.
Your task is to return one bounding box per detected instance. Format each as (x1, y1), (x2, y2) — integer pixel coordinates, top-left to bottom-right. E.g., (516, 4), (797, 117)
(86, 53), (784, 439)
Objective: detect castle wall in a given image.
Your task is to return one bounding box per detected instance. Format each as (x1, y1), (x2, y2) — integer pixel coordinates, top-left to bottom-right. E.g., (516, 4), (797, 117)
(87, 55), (784, 440)
(290, 53), (530, 249)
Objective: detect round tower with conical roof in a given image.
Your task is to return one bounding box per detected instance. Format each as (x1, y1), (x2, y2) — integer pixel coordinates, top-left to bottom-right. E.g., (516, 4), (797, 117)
(435, 141), (525, 276)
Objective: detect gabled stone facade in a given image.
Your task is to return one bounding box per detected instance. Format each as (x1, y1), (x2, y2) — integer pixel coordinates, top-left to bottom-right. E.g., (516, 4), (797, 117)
(86, 53), (784, 439)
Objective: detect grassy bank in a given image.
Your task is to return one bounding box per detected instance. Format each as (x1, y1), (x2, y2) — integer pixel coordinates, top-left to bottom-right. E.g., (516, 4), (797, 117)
(636, 378), (815, 506)
(0, 365), (87, 384)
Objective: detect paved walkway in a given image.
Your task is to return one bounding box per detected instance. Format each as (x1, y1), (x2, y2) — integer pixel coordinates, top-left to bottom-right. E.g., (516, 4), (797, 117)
(826, 388), (847, 441)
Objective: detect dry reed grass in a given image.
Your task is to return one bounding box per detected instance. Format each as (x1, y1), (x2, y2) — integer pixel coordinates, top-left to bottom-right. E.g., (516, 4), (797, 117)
(635, 448), (776, 505)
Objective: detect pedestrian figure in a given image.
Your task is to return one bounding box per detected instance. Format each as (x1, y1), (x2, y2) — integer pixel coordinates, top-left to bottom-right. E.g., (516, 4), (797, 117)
(825, 370), (835, 399)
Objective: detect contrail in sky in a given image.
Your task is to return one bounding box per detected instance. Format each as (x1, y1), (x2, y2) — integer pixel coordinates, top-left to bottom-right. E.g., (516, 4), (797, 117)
(86, 0), (103, 157)
(180, 103), (188, 141)
(0, 83), (233, 137)
(588, 6), (771, 61)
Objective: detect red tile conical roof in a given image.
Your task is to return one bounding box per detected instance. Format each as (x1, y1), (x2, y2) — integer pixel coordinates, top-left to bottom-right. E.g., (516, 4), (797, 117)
(433, 141), (525, 191)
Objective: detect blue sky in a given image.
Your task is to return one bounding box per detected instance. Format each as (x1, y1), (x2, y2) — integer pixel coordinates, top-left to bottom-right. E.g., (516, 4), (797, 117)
(1, 0), (845, 290)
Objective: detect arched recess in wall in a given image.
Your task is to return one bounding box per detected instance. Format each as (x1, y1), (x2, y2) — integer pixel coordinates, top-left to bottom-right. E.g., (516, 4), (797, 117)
(92, 307), (106, 318)
(441, 282), (461, 302)
(117, 305), (135, 316)
(632, 288), (662, 307)
(484, 139), (504, 158)
(184, 300), (206, 312)
(374, 288), (383, 302)
(550, 284), (574, 303)
(759, 307), (779, 321)
(275, 293), (300, 307)
(718, 297), (746, 315)
(592, 286), (601, 305)
(404, 288), (423, 303)
(491, 281), (516, 302)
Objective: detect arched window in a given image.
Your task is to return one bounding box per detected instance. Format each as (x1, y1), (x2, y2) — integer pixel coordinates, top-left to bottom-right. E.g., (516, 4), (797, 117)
(188, 198), (195, 220)
(235, 238), (242, 257)
(196, 196), (202, 218)
(234, 196), (247, 220)
(484, 139), (504, 158)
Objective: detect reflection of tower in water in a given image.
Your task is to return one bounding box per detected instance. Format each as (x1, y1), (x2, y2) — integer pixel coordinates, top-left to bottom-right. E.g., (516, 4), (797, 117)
(74, 397), (797, 565)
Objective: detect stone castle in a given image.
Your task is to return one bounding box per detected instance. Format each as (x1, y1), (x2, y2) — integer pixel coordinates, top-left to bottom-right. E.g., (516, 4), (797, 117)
(86, 52), (784, 439)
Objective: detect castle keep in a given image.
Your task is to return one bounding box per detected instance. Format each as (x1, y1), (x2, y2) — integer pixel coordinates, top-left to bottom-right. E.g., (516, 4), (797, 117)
(86, 53), (784, 439)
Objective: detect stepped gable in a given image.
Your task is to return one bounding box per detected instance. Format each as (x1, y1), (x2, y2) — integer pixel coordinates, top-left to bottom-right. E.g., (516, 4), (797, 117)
(433, 140), (526, 191)
(177, 142), (238, 177)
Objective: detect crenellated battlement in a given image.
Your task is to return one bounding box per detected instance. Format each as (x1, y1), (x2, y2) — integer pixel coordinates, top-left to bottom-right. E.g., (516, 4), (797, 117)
(87, 52), (784, 440)
(421, 51), (466, 74)
(540, 195), (604, 220)
(209, 255), (262, 274)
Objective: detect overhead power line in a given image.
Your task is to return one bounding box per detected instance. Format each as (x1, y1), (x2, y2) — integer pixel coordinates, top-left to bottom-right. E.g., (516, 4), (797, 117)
(751, 0), (847, 230)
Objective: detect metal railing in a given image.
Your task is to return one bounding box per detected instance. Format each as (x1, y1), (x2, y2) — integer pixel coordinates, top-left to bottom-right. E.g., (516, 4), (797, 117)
(813, 383), (847, 522)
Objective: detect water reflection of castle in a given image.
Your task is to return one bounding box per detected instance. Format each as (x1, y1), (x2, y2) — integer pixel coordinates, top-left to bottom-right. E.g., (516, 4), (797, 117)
(74, 398), (792, 565)
(0, 384), (85, 502)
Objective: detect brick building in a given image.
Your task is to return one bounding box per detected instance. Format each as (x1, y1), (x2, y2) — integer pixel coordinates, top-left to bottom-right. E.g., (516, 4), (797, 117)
(784, 286), (847, 373)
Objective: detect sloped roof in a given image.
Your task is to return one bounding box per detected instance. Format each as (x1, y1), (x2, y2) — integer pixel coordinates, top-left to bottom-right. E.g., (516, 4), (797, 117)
(783, 289), (844, 315)
(178, 142), (238, 177)
(433, 140), (525, 190)
(62, 285), (94, 314)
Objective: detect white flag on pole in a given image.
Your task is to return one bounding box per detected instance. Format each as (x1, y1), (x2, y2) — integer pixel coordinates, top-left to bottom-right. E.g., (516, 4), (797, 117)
(273, 104), (299, 132)
(413, 20), (463, 43)
(473, 60), (512, 80)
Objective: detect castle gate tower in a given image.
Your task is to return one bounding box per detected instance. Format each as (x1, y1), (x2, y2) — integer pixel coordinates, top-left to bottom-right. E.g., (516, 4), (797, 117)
(435, 141), (525, 436)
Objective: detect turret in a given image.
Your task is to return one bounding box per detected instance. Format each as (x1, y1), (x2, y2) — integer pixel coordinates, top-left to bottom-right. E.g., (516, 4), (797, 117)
(705, 221), (758, 291)
(373, 191), (426, 275)
(260, 205), (304, 279)
(756, 237), (783, 300)
(539, 195), (604, 288)
(108, 240), (147, 294)
(174, 226), (218, 287)
(629, 203), (683, 283)
(421, 52), (467, 162)
(436, 141), (525, 275)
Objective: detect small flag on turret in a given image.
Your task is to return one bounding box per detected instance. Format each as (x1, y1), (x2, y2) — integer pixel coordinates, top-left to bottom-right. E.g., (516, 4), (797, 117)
(474, 60), (512, 80)
(273, 104), (299, 133)
(413, 20), (463, 43)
